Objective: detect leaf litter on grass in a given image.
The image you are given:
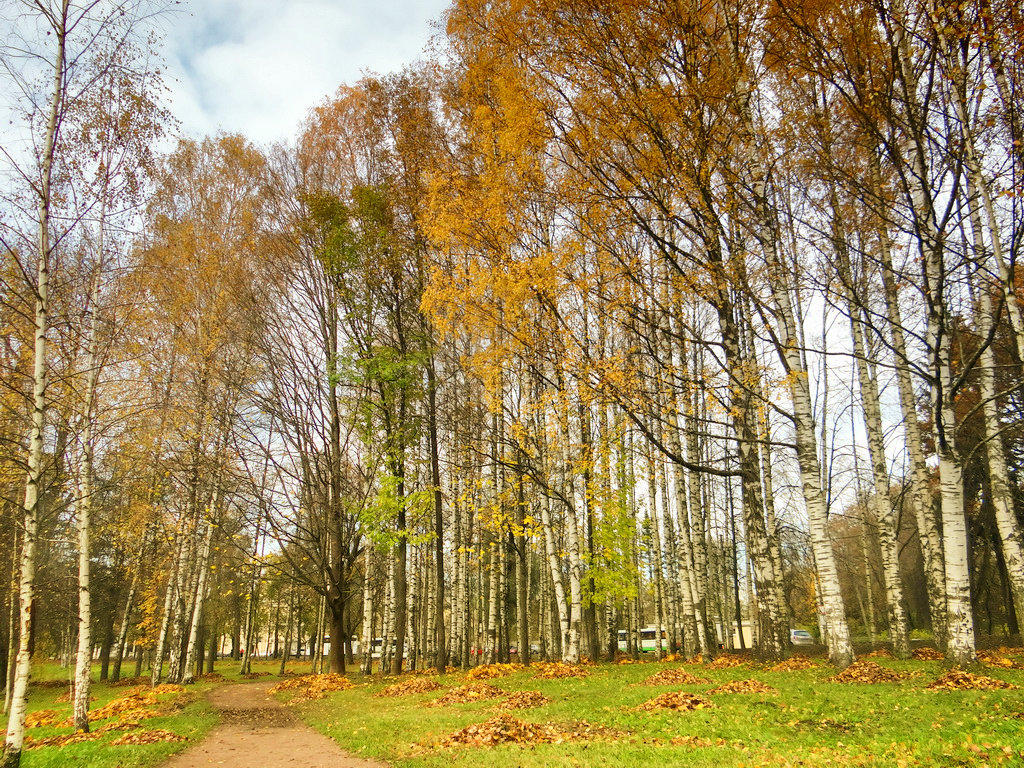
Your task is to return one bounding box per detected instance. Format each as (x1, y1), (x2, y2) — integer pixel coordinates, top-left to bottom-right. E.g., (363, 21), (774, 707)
(637, 691), (714, 712)
(829, 660), (908, 684)
(376, 677), (444, 697)
(466, 662), (524, 680)
(912, 646), (945, 660)
(427, 682), (506, 706)
(532, 661), (591, 679)
(926, 668), (1017, 691)
(25, 710), (63, 728)
(768, 655), (818, 672)
(429, 713), (622, 750)
(977, 650), (1020, 669)
(109, 728), (188, 746)
(268, 673), (355, 704)
(708, 679), (778, 695)
(493, 690), (551, 710)
(642, 668), (709, 686)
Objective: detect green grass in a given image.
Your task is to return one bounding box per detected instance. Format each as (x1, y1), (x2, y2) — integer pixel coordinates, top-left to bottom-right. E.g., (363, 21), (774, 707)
(283, 654), (1024, 767)
(3, 663), (219, 768)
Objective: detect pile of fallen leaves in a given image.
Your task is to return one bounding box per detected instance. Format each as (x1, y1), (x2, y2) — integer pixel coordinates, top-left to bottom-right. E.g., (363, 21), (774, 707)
(376, 678), (444, 697)
(643, 668), (709, 686)
(25, 731), (104, 749)
(198, 672), (225, 681)
(926, 668), (1017, 691)
(25, 710), (63, 728)
(708, 679), (779, 695)
(268, 673), (355, 704)
(87, 687), (160, 722)
(110, 728), (188, 746)
(637, 691), (714, 712)
(863, 648), (894, 659)
(152, 683), (186, 695)
(768, 656), (818, 672)
(661, 653), (683, 662)
(829, 660), (908, 684)
(466, 663), (524, 680)
(912, 647), (945, 660)
(428, 682), (505, 706)
(241, 671), (270, 679)
(494, 690), (550, 710)
(707, 654), (746, 670)
(433, 713), (616, 749)
(532, 662), (590, 679)
(978, 650), (1018, 669)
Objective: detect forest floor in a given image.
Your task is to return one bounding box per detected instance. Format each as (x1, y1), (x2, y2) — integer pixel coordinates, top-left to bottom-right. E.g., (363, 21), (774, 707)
(158, 679), (388, 768)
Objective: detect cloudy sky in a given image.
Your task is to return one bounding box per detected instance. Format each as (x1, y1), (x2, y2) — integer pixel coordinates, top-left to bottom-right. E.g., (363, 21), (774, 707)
(160, 0), (451, 145)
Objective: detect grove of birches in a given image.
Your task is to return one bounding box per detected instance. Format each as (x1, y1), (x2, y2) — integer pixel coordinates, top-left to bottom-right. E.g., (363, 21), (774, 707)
(1, 0), (1022, 760)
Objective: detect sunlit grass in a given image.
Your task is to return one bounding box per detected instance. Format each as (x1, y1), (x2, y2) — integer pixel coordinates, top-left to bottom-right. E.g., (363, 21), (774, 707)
(288, 653), (1024, 767)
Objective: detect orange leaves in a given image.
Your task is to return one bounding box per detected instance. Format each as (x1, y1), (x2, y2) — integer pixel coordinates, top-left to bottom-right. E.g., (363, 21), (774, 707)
(431, 713), (618, 749)
(637, 691), (714, 712)
(828, 660), (909, 684)
(466, 662), (525, 680)
(532, 661), (591, 679)
(708, 679), (779, 695)
(25, 710), (63, 728)
(109, 728), (188, 746)
(428, 683), (506, 706)
(643, 668), (710, 686)
(376, 678), (444, 697)
(493, 690), (551, 710)
(911, 647), (945, 661)
(769, 656), (819, 672)
(268, 673), (355, 704)
(925, 669), (1017, 691)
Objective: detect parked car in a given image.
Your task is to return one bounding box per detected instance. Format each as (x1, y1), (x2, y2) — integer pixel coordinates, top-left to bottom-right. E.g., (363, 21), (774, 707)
(790, 629), (814, 646)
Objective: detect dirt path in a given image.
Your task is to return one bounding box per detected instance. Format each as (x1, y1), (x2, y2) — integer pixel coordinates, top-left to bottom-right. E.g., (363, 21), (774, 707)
(160, 680), (388, 768)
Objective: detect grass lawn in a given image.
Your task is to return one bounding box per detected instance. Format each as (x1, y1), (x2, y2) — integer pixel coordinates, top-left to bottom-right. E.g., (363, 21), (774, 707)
(281, 652), (1024, 767)
(2, 662), (219, 768)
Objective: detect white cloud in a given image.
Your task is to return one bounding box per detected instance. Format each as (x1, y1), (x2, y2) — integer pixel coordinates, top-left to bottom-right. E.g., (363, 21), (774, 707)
(161, 0), (449, 145)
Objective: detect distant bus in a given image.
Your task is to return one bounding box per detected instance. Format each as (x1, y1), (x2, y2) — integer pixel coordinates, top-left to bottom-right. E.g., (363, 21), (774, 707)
(617, 627), (669, 653)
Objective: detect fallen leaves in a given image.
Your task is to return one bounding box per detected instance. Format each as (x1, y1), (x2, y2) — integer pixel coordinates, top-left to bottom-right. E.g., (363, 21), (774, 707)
(532, 662), (590, 679)
(637, 691), (714, 712)
(152, 684), (186, 695)
(911, 647), (945, 661)
(428, 682), (505, 706)
(88, 687), (159, 721)
(268, 673), (355, 704)
(241, 671), (271, 679)
(977, 650), (1019, 669)
(926, 668), (1017, 691)
(493, 690), (551, 710)
(643, 668), (709, 686)
(466, 663), (525, 680)
(708, 679), (779, 695)
(768, 656), (818, 672)
(376, 678), (444, 697)
(109, 728), (188, 745)
(24, 731), (104, 749)
(829, 660), (908, 684)
(25, 710), (63, 728)
(433, 713), (618, 749)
